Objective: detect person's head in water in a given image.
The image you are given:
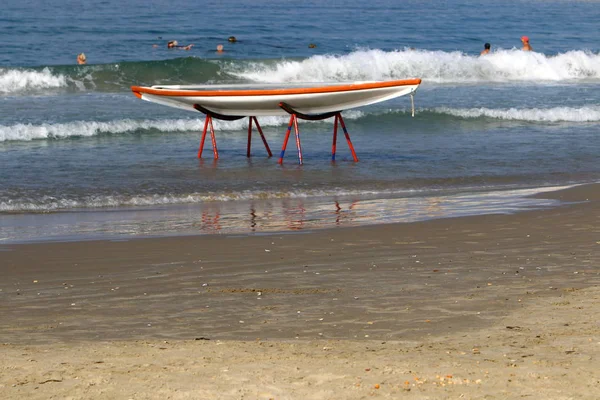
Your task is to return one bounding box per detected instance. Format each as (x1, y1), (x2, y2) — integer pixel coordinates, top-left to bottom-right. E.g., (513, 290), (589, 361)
(77, 53), (87, 64)
(480, 42), (491, 55)
(228, 36), (237, 43)
(521, 36), (532, 51)
(216, 44), (224, 52)
(308, 43), (316, 48)
(167, 40), (178, 48)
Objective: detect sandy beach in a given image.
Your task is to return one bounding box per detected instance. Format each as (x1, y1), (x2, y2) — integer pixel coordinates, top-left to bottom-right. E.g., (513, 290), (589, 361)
(1, 183), (599, 399)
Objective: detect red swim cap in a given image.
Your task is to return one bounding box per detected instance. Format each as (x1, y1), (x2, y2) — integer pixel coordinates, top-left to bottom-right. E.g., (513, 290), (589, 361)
(521, 36), (529, 42)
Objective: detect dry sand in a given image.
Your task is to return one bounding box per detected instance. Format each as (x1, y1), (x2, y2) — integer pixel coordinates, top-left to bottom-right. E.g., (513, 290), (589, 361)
(1, 184), (599, 399)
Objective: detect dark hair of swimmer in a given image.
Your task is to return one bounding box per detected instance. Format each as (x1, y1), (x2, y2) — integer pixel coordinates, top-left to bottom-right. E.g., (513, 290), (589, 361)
(484, 43), (491, 50)
(228, 36), (237, 43)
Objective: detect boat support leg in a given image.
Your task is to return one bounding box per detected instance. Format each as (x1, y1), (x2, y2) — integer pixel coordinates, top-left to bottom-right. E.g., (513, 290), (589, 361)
(332, 114), (338, 161)
(247, 116), (272, 158)
(293, 114), (303, 165)
(197, 114), (219, 159)
(279, 114), (294, 164)
(278, 102), (358, 164)
(198, 116), (209, 158)
(337, 113), (358, 162)
(209, 116), (218, 159)
(331, 113), (357, 162)
(194, 104), (246, 159)
(246, 117), (252, 157)
(278, 114), (304, 165)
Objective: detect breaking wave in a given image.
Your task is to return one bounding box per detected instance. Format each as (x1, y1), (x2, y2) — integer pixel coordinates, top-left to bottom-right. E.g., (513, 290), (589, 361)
(0, 67), (68, 94)
(229, 48), (600, 83)
(432, 105), (600, 122)
(0, 111), (365, 142)
(3, 103), (600, 142)
(3, 48), (600, 95)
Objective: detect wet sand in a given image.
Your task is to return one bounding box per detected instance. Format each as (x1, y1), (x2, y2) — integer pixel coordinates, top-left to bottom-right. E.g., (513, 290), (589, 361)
(1, 183), (599, 399)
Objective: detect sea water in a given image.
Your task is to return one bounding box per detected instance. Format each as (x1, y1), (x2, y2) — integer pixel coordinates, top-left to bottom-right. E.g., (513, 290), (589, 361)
(1, 0), (599, 242)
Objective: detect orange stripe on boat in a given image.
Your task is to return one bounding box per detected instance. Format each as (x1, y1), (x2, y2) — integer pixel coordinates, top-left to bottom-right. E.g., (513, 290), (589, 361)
(130, 79), (421, 98)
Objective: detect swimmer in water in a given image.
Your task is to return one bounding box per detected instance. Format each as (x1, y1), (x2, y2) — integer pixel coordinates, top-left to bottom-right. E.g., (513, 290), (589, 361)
(521, 36), (532, 51)
(167, 40), (193, 50)
(480, 42), (491, 55)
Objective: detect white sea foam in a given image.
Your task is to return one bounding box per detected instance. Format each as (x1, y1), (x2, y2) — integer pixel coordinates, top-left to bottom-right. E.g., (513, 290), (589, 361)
(0, 187), (405, 212)
(232, 49), (600, 84)
(433, 105), (600, 122)
(0, 67), (68, 94)
(0, 186), (568, 243)
(0, 119), (197, 141)
(1, 184), (569, 214)
(3, 49), (599, 96)
(1, 103), (595, 143)
(0, 111), (365, 142)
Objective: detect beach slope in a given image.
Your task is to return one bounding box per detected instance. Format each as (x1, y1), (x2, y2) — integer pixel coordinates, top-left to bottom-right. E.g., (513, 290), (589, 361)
(1, 184), (599, 399)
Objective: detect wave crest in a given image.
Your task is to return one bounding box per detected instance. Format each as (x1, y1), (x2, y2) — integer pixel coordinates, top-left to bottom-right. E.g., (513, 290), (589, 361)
(3, 49), (600, 96)
(230, 49), (600, 83)
(0, 119), (203, 141)
(0, 111), (365, 142)
(0, 67), (68, 94)
(433, 105), (600, 122)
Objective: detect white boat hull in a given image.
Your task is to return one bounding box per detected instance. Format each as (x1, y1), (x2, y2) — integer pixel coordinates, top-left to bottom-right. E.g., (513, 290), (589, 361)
(132, 79), (421, 117)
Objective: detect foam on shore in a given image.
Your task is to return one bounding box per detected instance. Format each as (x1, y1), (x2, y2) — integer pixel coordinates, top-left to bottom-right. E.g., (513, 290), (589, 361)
(0, 185), (571, 244)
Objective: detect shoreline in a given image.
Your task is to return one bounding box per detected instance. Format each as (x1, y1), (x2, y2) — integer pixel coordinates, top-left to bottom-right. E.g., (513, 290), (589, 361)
(1, 183), (599, 398)
(0, 183), (576, 244)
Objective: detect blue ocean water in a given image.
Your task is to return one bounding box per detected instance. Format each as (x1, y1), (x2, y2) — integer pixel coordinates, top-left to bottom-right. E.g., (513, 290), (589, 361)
(1, 0), (599, 242)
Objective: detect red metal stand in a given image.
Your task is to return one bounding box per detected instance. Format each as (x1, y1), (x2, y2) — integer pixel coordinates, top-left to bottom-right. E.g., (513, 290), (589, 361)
(198, 114), (219, 159)
(194, 104), (271, 159)
(279, 115), (294, 164)
(335, 113), (358, 162)
(193, 102), (358, 164)
(247, 116), (272, 158)
(332, 115), (338, 161)
(278, 102), (358, 165)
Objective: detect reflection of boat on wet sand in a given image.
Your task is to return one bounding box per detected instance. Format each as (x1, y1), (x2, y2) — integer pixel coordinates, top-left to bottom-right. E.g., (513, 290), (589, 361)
(131, 79), (421, 164)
